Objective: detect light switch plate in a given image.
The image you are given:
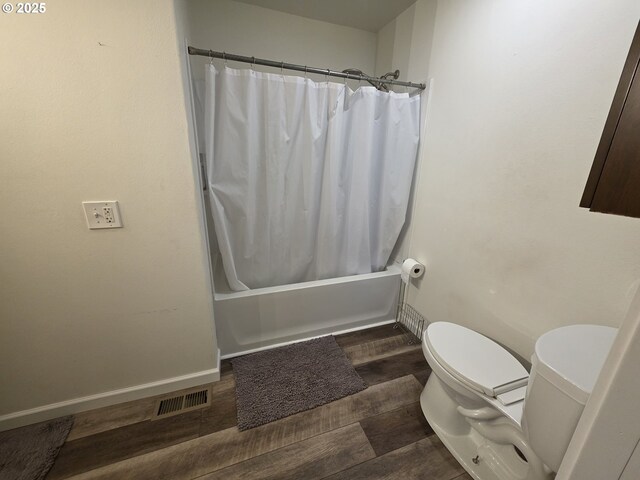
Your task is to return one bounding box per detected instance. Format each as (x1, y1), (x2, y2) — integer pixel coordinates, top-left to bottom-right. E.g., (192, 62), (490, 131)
(82, 201), (123, 229)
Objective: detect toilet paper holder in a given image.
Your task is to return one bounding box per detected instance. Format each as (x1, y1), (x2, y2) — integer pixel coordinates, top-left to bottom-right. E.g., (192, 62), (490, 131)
(394, 264), (427, 344)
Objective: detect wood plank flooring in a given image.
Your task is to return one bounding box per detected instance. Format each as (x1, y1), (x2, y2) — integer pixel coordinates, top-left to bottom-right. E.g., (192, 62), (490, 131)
(46, 324), (469, 480)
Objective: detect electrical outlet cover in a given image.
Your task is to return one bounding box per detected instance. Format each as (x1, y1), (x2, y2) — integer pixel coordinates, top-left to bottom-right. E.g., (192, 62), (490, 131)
(82, 201), (123, 229)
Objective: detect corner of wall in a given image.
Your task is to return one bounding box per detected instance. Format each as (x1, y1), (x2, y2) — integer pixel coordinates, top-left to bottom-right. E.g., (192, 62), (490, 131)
(173, 0), (219, 367)
(375, 19), (396, 76)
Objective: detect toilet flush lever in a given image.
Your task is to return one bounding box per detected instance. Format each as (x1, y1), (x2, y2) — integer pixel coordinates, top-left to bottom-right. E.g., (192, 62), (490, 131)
(472, 455), (480, 464)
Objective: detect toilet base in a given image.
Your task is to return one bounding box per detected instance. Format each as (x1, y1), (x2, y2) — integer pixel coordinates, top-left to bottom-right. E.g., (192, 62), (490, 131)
(420, 375), (555, 480)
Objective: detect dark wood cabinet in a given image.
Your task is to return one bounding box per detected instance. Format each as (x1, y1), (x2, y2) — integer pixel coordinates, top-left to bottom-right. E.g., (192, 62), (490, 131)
(581, 21), (640, 218)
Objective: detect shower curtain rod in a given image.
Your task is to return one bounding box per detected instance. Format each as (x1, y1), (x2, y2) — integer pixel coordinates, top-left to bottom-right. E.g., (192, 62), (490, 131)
(188, 47), (426, 90)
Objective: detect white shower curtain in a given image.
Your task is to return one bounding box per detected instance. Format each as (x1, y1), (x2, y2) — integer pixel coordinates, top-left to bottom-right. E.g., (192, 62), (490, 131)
(204, 65), (420, 291)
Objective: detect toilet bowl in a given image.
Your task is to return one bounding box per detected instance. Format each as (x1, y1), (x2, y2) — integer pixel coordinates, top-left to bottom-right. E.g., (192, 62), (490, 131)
(420, 322), (617, 480)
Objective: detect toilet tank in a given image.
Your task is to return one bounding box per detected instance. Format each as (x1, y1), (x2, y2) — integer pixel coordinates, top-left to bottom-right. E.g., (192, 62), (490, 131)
(522, 325), (617, 473)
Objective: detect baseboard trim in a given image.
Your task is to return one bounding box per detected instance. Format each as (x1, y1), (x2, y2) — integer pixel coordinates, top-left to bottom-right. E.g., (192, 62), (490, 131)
(0, 362), (221, 432)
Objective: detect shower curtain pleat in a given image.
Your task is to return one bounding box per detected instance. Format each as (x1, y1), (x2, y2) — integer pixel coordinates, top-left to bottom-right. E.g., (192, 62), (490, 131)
(203, 65), (420, 291)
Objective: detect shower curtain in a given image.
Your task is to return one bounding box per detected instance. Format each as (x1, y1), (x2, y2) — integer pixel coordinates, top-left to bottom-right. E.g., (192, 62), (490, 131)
(204, 65), (421, 291)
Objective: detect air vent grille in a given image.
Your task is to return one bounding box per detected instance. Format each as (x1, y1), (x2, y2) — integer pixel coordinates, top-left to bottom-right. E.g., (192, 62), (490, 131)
(152, 385), (211, 420)
(157, 395), (184, 416)
(185, 389), (208, 408)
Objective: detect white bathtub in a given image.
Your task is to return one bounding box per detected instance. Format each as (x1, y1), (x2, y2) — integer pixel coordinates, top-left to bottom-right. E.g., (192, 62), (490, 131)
(213, 261), (401, 358)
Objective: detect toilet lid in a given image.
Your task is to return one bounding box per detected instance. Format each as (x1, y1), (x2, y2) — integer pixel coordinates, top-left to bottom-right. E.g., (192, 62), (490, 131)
(425, 322), (529, 397)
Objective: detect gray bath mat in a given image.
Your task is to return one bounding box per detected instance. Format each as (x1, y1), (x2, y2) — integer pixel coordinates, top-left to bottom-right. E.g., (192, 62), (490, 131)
(231, 336), (367, 430)
(0, 416), (73, 480)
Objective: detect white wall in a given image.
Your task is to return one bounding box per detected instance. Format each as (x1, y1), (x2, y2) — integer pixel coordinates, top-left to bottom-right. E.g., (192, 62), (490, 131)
(406, 0), (437, 84)
(375, 2), (431, 82)
(375, 18), (396, 77)
(185, 0), (377, 85)
(0, 0), (218, 427)
(390, 3), (416, 82)
(406, 0), (640, 360)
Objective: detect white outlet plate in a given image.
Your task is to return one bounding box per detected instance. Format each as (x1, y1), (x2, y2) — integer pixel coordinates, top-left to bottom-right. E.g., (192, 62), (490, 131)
(82, 201), (123, 229)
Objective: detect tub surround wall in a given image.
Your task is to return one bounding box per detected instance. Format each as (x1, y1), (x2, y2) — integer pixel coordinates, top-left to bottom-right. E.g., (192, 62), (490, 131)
(404, 0), (640, 359)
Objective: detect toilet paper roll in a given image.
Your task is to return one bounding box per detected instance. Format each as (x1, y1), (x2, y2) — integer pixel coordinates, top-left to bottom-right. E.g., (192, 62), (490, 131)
(401, 258), (425, 284)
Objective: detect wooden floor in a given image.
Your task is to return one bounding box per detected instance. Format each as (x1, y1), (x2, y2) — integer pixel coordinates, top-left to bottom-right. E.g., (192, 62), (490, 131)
(46, 324), (471, 480)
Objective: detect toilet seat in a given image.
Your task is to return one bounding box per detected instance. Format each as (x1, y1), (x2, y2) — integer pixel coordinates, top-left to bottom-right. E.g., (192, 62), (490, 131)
(425, 322), (529, 400)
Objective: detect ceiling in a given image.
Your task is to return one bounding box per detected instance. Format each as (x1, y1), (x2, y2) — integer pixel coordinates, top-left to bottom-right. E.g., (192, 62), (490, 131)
(233, 0), (417, 32)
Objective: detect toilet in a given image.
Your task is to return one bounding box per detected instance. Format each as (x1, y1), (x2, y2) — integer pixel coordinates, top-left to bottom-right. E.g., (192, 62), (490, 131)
(420, 322), (617, 480)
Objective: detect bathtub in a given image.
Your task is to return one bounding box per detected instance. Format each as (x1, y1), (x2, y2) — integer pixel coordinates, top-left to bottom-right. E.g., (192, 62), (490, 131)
(213, 260), (401, 358)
